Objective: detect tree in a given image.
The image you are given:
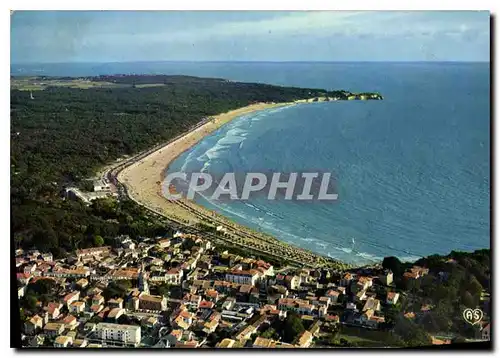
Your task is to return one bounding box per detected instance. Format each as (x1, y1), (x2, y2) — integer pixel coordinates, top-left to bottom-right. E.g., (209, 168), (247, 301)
(466, 276), (483, 297)
(23, 294), (38, 311)
(452, 336), (467, 344)
(393, 317), (432, 347)
(461, 291), (476, 308)
(283, 313), (305, 343)
(93, 235), (105, 247)
(27, 278), (57, 296)
(382, 256), (403, 277)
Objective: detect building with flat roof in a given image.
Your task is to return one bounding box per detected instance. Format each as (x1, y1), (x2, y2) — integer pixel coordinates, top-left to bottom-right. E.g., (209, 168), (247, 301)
(94, 323), (141, 347)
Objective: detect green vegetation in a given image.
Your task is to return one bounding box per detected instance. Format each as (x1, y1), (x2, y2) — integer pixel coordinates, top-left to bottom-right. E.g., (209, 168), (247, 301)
(11, 74), (368, 256)
(383, 249), (490, 341)
(283, 313), (305, 342)
(102, 280), (133, 300)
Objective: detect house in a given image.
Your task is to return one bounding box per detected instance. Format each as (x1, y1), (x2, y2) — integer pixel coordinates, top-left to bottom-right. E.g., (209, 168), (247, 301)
(353, 276), (373, 292)
(99, 306), (112, 320)
(254, 260), (274, 276)
(43, 322), (65, 337)
(183, 293), (202, 308)
(24, 263), (37, 274)
(164, 329), (183, 346)
(340, 272), (356, 287)
(325, 290), (340, 303)
(73, 338), (88, 348)
(60, 315), (78, 330)
(404, 266), (430, 280)
(92, 295), (105, 306)
(205, 289), (219, 302)
(41, 253), (53, 262)
(165, 268), (183, 285)
(24, 315), (43, 335)
(203, 312), (221, 334)
(284, 275), (300, 290)
(357, 309), (385, 328)
(175, 340), (199, 348)
(173, 310), (194, 330)
(69, 301), (85, 314)
(235, 324), (258, 343)
(354, 289), (367, 302)
(481, 323), (491, 341)
(296, 330), (313, 348)
(63, 291), (80, 307)
(54, 335), (73, 348)
(216, 338), (236, 348)
(108, 298), (124, 309)
(138, 293), (167, 311)
(199, 300), (215, 310)
(386, 292), (400, 305)
(362, 297), (381, 312)
(324, 315), (340, 324)
(318, 296), (331, 308)
(76, 246), (111, 259)
(379, 270), (393, 286)
(158, 239), (171, 248)
(17, 273), (31, 285)
(410, 266), (429, 277)
(253, 337), (294, 348)
(90, 304), (104, 314)
(45, 302), (63, 320)
(75, 278), (89, 289)
(225, 269), (260, 286)
(278, 298), (315, 315)
(107, 308), (125, 320)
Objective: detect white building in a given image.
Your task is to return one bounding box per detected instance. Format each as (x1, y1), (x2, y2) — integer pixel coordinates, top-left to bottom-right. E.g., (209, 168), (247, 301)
(93, 180), (111, 192)
(225, 270), (259, 286)
(95, 323), (141, 347)
(165, 268), (183, 285)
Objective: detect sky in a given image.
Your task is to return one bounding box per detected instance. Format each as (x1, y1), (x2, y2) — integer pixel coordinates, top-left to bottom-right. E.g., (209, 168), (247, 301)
(11, 11), (490, 63)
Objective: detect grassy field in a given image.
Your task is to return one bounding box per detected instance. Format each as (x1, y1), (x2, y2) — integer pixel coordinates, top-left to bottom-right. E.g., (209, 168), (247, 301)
(11, 78), (125, 91)
(134, 83), (166, 88)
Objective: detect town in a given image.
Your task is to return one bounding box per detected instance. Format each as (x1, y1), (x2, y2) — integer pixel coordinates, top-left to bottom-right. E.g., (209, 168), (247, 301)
(16, 230), (491, 348)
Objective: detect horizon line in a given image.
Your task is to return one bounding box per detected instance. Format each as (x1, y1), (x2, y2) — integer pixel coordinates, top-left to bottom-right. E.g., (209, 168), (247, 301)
(11, 60), (490, 66)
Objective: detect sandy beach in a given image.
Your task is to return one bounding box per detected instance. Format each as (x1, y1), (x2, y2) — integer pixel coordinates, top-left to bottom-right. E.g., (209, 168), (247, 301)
(118, 100), (347, 268)
(118, 102), (293, 223)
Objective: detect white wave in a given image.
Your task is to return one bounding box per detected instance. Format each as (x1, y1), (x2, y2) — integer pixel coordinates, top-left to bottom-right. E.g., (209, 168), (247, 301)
(398, 255), (422, 263)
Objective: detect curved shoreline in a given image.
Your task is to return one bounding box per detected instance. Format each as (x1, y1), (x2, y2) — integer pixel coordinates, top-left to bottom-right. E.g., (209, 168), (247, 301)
(117, 100), (350, 269)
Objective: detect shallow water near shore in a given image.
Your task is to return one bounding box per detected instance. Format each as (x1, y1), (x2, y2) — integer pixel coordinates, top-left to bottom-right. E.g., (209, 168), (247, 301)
(165, 62), (490, 265)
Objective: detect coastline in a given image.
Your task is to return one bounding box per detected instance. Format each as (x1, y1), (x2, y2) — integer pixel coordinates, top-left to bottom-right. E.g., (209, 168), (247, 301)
(118, 100), (350, 269)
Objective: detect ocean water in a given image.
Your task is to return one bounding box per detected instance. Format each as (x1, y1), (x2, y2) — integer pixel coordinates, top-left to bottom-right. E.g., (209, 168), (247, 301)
(13, 62), (490, 264)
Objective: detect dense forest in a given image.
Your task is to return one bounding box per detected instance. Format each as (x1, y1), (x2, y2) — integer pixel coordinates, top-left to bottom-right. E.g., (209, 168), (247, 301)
(380, 249), (490, 343)
(11, 75), (355, 256)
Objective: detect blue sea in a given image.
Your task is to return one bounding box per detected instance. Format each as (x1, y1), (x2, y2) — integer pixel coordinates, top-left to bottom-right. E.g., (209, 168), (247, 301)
(12, 61), (490, 264)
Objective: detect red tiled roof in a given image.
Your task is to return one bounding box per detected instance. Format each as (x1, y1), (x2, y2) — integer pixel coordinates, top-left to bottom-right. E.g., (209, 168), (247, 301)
(199, 300), (215, 309)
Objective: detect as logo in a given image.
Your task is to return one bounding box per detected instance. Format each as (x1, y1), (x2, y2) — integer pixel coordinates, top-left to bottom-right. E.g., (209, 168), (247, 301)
(463, 308), (483, 326)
